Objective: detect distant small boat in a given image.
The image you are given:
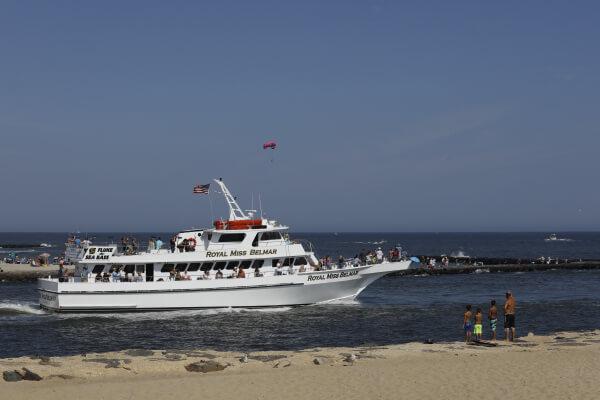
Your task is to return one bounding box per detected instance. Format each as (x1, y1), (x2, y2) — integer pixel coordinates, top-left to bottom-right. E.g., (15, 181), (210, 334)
(544, 234), (573, 242)
(40, 243), (52, 248)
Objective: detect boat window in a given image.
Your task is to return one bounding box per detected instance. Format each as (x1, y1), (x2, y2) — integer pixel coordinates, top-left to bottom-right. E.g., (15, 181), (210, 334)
(135, 265), (145, 273)
(282, 257), (294, 267)
(218, 233), (246, 243)
(161, 263), (174, 273)
(175, 263), (188, 272)
(92, 265), (105, 274)
(240, 260), (253, 269)
(294, 257), (307, 266)
(226, 261), (239, 270)
(124, 264), (135, 274)
(252, 234), (259, 247)
(251, 259), (264, 269)
(200, 262), (214, 272)
(213, 261), (227, 270)
(260, 232), (282, 241)
(187, 263), (201, 272)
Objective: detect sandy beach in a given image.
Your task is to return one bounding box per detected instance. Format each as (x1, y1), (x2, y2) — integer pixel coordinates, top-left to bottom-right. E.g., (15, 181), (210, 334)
(2, 330), (599, 400)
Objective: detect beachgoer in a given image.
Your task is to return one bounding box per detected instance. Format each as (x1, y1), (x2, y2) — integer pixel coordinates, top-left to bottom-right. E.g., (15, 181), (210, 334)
(504, 291), (516, 341)
(474, 308), (483, 341)
(463, 304), (473, 343)
(488, 300), (498, 341)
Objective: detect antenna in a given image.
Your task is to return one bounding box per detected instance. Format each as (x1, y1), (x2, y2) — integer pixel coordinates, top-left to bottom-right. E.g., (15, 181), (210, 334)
(259, 194), (263, 219)
(213, 179), (248, 221)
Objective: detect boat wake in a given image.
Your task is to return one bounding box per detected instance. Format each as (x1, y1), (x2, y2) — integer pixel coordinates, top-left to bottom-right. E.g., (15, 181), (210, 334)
(58, 306), (293, 321)
(0, 301), (47, 316)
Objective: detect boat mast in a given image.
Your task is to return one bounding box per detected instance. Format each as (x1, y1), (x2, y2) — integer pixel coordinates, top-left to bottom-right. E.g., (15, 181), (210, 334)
(213, 179), (248, 221)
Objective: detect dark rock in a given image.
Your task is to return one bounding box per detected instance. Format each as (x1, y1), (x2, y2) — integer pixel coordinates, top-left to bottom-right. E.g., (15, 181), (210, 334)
(423, 339), (434, 344)
(185, 360), (228, 373)
(164, 353), (184, 361)
(20, 368), (43, 381)
(313, 357), (324, 365)
(125, 349), (154, 357)
(3, 370), (22, 382)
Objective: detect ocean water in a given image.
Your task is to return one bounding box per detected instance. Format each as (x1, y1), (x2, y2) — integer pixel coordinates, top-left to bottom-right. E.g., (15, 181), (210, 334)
(1, 232), (599, 358)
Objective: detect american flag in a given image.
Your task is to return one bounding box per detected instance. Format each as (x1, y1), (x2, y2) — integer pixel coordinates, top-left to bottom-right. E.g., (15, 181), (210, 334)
(193, 184), (210, 194)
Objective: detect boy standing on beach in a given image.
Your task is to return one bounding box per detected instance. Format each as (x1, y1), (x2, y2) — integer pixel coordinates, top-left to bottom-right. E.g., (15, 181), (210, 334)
(488, 300), (498, 341)
(474, 308), (483, 341)
(504, 291), (516, 342)
(463, 305), (473, 343)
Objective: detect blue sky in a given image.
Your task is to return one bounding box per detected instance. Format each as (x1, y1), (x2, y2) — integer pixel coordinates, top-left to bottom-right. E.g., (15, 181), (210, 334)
(1, 1), (598, 232)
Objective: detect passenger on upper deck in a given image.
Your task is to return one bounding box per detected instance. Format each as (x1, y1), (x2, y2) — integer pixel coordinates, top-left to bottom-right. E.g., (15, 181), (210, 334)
(156, 237), (163, 250)
(186, 238), (196, 252)
(178, 239), (188, 253)
(337, 255), (345, 269)
(170, 236), (176, 253)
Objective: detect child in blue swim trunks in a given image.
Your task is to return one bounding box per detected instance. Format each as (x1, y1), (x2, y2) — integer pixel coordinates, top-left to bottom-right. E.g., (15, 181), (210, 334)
(463, 304), (473, 343)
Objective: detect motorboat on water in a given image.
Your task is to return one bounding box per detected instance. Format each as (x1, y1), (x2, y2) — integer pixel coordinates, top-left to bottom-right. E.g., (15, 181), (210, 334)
(38, 179), (411, 312)
(544, 233), (572, 242)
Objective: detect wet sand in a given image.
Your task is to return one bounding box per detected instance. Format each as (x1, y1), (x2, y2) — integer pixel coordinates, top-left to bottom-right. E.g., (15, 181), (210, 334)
(2, 330), (599, 399)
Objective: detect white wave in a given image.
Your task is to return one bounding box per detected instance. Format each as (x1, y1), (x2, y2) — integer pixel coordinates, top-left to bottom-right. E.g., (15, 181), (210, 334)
(450, 250), (470, 258)
(0, 301), (47, 315)
(0, 249), (37, 254)
(58, 306), (292, 321)
(316, 297), (361, 306)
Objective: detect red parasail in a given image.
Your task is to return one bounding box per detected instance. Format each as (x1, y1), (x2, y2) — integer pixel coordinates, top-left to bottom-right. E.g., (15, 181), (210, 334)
(263, 141), (277, 150)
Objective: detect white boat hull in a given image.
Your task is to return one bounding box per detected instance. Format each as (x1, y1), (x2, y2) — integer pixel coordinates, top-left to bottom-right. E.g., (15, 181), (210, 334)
(38, 261), (410, 312)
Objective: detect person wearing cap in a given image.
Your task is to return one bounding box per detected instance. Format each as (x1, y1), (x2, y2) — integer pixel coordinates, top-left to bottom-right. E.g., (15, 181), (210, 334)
(504, 291), (516, 341)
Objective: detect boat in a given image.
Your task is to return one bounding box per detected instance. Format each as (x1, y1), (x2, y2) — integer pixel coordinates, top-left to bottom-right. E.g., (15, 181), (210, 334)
(544, 234), (573, 242)
(38, 179), (411, 312)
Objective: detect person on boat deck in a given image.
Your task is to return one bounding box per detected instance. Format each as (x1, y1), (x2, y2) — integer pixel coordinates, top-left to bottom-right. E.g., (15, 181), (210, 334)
(237, 267), (246, 278)
(175, 271), (182, 281)
(376, 247), (384, 263)
(169, 268), (176, 281)
(102, 271), (110, 282)
(254, 267), (263, 277)
(203, 270), (210, 280)
(148, 237), (155, 252)
(119, 268), (126, 281)
(178, 239), (188, 253)
(275, 262), (283, 275)
(156, 237), (163, 250)
(337, 255), (345, 269)
(170, 236), (176, 253)
(216, 269), (224, 279)
(288, 264), (294, 275)
(111, 268), (120, 282)
(95, 272), (102, 282)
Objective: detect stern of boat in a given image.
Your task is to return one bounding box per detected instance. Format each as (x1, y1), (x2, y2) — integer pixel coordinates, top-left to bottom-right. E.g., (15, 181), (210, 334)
(38, 278), (60, 311)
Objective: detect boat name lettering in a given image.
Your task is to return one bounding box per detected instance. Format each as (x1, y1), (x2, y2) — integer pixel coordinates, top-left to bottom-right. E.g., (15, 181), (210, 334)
(307, 270), (358, 281)
(206, 249), (278, 258)
(84, 247), (115, 260)
(40, 293), (56, 302)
